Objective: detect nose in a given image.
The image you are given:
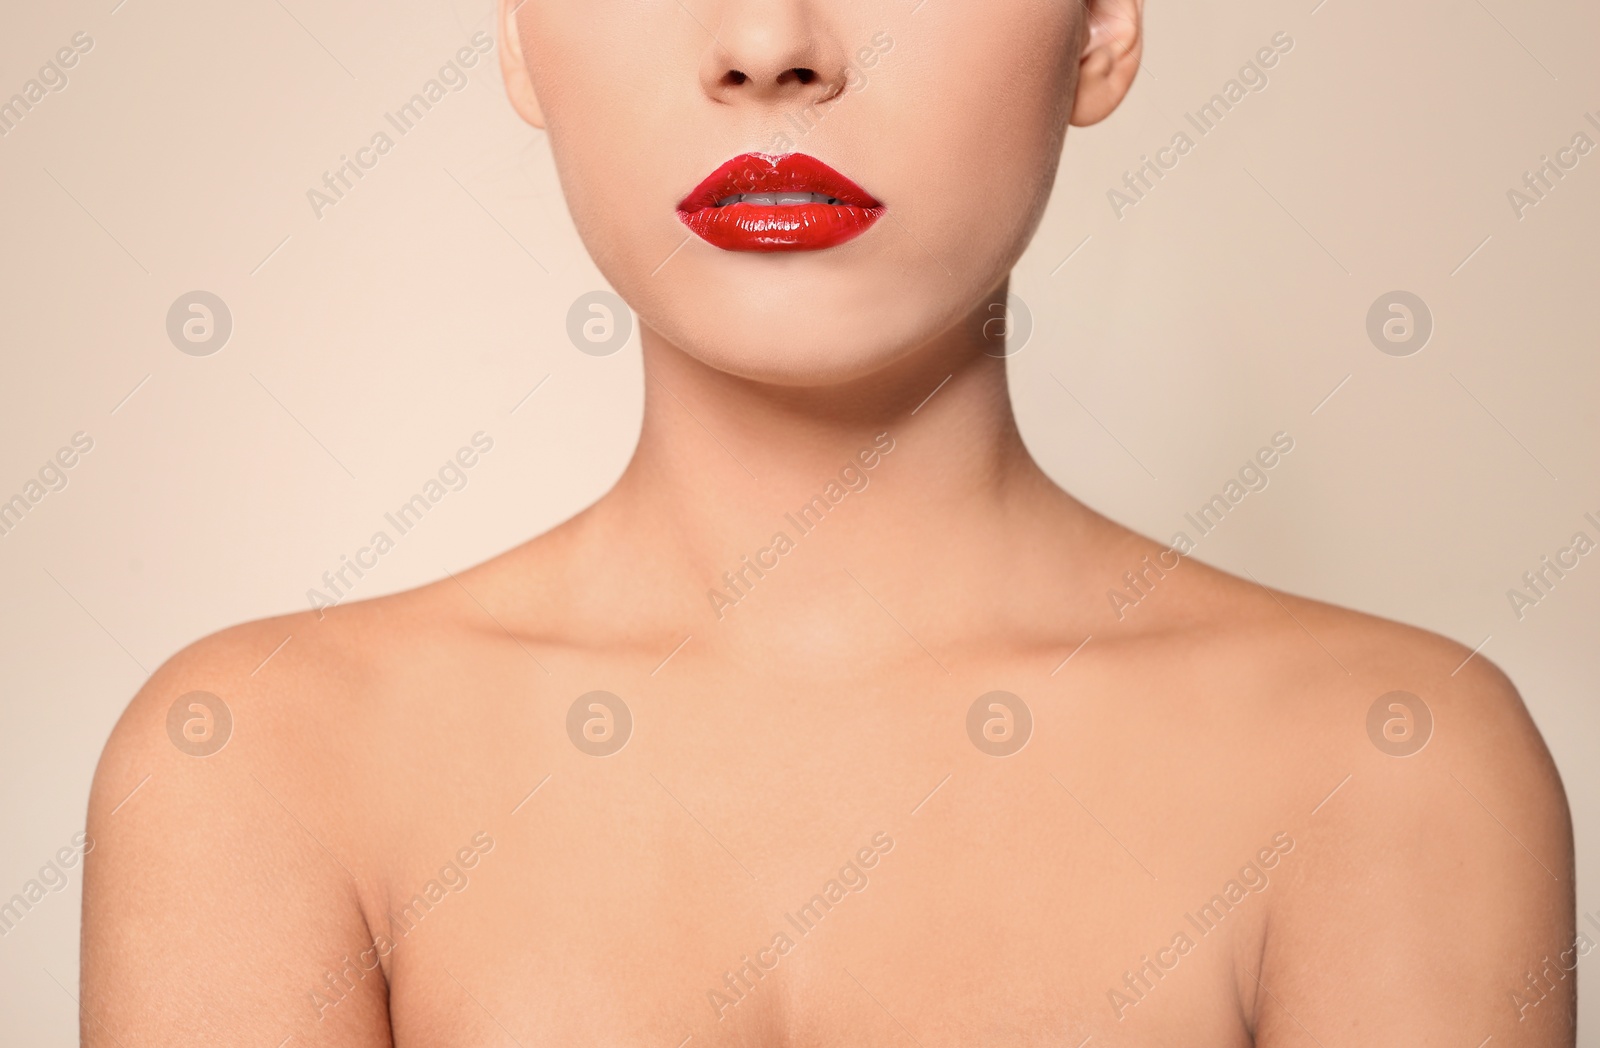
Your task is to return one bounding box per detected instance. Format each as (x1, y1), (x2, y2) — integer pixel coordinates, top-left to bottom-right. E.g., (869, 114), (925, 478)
(698, 1), (849, 108)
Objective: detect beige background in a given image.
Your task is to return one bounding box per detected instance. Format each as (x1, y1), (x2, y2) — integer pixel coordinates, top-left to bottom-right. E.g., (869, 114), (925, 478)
(2, 0), (1596, 1042)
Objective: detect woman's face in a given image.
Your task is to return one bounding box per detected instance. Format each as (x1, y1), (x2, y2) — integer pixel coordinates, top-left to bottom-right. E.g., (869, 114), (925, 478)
(501, 0), (1140, 385)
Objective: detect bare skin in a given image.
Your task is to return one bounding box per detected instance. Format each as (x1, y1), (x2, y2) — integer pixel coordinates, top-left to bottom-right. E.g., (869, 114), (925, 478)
(83, 0), (1574, 1044)
(83, 332), (1573, 1046)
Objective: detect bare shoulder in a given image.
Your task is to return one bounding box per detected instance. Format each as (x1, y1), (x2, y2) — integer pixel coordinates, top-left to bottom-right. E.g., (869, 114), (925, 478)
(92, 599), (404, 815)
(1158, 562), (1575, 1045)
(88, 517), (596, 845)
(1219, 567), (1563, 813)
(1138, 551), (1564, 784)
(82, 587), (480, 1047)
(87, 570), (519, 840)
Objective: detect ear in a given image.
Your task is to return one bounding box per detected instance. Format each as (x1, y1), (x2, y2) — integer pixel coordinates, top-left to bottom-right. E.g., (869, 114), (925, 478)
(498, 0), (546, 128)
(1071, 0), (1143, 127)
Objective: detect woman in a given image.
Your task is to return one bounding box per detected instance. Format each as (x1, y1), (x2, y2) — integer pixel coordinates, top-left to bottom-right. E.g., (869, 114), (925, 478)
(83, 0), (1575, 1045)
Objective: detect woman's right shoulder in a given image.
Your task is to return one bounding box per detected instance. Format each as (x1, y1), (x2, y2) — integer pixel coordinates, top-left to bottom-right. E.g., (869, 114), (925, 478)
(82, 605), (398, 1045)
(87, 587), (448, 828)
(97, 608), (364, 764)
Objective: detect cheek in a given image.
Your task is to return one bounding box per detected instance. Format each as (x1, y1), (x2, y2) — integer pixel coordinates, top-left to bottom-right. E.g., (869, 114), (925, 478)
(534, 33), (685, 251)
(899, 11), (1078, 261)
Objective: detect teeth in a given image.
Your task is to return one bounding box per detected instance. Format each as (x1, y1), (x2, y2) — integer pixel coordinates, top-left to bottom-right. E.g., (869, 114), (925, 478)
(713, 192), (841, 208)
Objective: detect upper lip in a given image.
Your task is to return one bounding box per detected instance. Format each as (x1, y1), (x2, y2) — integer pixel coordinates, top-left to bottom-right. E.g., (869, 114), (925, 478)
(677, 153), (882, 213)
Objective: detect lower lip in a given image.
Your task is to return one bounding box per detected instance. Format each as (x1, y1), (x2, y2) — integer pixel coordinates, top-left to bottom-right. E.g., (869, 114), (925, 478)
(677, 155), (884, 253)
(679, 201), (884, 252)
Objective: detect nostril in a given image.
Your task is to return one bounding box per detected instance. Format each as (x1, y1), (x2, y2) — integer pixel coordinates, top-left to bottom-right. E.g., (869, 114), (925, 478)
(716, 67), (822, 91)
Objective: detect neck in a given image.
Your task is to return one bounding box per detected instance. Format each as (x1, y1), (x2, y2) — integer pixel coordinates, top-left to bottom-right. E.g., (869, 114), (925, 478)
(602, 295), (1046, 575)
(539, 289), (1119, 660)
(549, 284), (1113, 666)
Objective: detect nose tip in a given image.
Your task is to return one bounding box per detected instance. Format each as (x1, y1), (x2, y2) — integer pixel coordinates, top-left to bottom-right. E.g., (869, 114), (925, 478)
(699, 7), (848, 107)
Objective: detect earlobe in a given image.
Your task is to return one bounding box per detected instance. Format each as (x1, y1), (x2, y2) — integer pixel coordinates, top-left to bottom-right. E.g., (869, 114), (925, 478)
(498, 0), (546, 129)
(1070, 0), (1143, 128)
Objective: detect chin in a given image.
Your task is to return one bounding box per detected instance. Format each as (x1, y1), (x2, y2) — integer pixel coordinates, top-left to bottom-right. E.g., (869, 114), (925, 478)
(602, 213), (1014, 387)
(632, 258), (974, 387)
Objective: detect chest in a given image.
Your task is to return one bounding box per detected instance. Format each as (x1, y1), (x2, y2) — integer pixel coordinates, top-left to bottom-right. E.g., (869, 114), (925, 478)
(371, 769), (1264, 1047)
(356, 664), (1280, 1046)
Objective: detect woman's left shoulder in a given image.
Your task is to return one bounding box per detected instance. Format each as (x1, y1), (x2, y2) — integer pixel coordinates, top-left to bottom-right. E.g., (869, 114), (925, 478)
(1198, 584), (1577, 1044)
(1168, 566), (1570, 826)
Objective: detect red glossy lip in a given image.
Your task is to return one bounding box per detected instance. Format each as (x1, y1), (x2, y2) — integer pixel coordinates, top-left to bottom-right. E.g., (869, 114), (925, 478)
(677, 153), (884, 252)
